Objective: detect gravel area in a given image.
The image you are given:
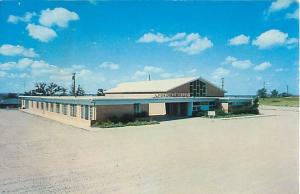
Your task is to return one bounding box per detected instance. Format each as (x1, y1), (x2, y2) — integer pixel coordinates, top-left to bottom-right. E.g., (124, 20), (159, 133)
(0, 106), (298, 194)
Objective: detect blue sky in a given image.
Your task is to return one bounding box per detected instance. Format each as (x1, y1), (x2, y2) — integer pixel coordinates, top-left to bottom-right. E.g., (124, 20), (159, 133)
(0, 0), (298, 95)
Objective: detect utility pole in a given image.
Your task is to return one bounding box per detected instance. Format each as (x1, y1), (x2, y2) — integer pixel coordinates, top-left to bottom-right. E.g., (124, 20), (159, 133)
(221, 77), (224, 90)
(72, 73), (76, 97)
(286, 85), (289, 95)
(148, 74), (151, 81)
(263, 80), (266, 89)
(23, 80), (26, 94)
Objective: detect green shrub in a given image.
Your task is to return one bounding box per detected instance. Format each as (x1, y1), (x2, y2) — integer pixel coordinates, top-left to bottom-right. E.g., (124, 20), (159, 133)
(229, 98), (259, 115)
(108, 116), (119, 123)
(192, 111), (206, 117)
(215, 109), (227, 116)
(119, 114), (135, 123)
(107, 114), (135, 124)
(92, 119), (159, 128)
(135, 111), (148, 118)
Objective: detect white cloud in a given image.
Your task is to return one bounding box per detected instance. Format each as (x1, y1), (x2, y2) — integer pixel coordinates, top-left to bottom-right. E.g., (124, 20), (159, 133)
(0, 44), (38, 57)
(252, 29), (298, 49)
(275, 68), (288, 72)
(0, 58), (106, 93)
(99, 62), (119, 70)
(228, 34), (250, 45)
(8, 8), (79, 43)
(225, 56), (272, 71)
(186, 68), (197, 74)
(212, 67), (230, 79)
(286, 8), (299, 19)
(8, 73), (30, 79)
(224, 56), (253, 69)
(137, 32), (213, 55)
(225, 56), (237, 63)
(26, 23), (57, 42)
(254, 62), (272, 71)
(133, 66), (197, 80)
(7, 12), (36, 24)
(17, 58), (33, 68)
(39, 7), (79, 28)
(256, 76), (262, 81)
(231, 60), (253, 69)
(0, 58), (35, 70)
(137, 32), (171, 43)
(169, 33), (213, 55)
(133, 70), (146, 78)
(0, 62), (16, 71)
(0, 71), (7, 78)
(132, 65), (163, 79)
(143, 65), (162, 73)
(31, 60), (52, 69)
(137, 32), (186, 43)
(268, 0), (296, 13)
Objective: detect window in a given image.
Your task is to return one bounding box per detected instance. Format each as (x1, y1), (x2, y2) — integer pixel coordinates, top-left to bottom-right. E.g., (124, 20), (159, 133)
(62, 104), (67, 115)
(89, 106), (93, 120)
(50, 103), (54, 112)
(25, 100), (29, 109)
(56, 104), (60, 113)
(189, 80), (206, 97)
(70, 104), (77, 117)
(81, 105), (84, 119)
(134, 103), (140, 114)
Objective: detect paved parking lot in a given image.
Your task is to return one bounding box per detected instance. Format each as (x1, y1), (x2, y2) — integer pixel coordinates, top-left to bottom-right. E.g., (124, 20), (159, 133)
(0, 106), (298, 194)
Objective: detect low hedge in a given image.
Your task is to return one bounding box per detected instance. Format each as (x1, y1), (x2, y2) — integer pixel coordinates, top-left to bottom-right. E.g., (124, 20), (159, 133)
(92, 120), (159, 128)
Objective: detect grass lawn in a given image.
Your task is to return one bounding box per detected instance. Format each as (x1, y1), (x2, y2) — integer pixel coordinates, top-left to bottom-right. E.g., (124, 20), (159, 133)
(259, 97), (299, 107)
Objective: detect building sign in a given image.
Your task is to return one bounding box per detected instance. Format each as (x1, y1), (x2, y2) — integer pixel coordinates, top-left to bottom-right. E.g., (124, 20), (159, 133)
(154, 93), (190, 98)
(208, 111), (215, 117)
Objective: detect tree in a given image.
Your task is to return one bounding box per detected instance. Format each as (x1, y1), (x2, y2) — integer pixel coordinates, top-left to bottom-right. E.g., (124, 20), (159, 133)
(46, 82), (60, 96)
(61, 87), (67, 96)
(280, 92), (290, 97)
(97, 88), (105, 96)
(76, 85), (85, 96)
(257, 88), (267, 98)
(249, 97), (259, 114)
(270, 89), (279, 97)
(24, 82), (68, 96)
(34, 82), (47, 96)
(7, 93), (17, 98)
(24, 90), (36, 96)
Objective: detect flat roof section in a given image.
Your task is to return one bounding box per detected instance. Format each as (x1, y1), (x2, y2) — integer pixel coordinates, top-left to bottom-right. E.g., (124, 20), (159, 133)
(20, 96), (253, 106)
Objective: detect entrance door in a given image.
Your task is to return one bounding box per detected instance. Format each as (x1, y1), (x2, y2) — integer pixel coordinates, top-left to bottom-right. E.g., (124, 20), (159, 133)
(166, 103), (188, 116)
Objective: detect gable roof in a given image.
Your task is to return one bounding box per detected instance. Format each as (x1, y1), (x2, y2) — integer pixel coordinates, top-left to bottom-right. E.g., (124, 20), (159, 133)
(105, 76), (225, 93)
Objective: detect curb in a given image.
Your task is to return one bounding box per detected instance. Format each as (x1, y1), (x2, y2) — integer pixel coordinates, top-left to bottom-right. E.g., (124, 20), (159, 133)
(219, 114), (277, 120)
